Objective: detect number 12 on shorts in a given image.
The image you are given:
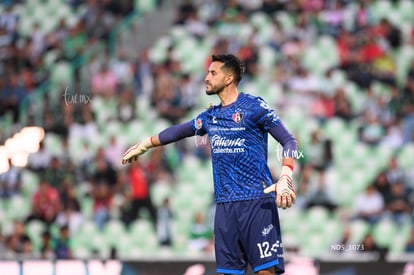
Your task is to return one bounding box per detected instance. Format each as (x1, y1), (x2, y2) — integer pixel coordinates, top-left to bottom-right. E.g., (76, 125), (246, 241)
(257, 241), (278, 258)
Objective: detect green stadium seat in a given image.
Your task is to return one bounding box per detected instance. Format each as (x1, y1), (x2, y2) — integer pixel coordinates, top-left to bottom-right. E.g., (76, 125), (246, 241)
(398, 0), (414, 23)
(249, 12), (270, 30)
(397, 143), (414, 170)
(348, 219), (371, 244)
(150, 181), (173, 207)
(372, 219), (397, 248)
(103, 219), (127, 248)
(50, 61), (74, 87)
(21, 170), (40, 197)
(135, 0), (157, 13)
(301, 231), (330, 257)
(371, 0), (394, 23)
(6, 195), (31, 220)
(306, 206), (331, 231)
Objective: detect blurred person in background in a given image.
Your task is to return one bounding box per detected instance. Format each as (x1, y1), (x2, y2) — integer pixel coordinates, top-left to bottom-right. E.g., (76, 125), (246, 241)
(333, 88), (354, 121)
(52, 225), (73, 259)
(372, 170), (392, 202)
(27, 141), (51, 173)
(0, 71), (29, 123)
(188, 211), (213, 253)
(0, 158), (21, 198)
(43, 156), (66, 189)
(92, 182), (112, 230)
(4, 220), (31, 258)
(40, 230), (54, 260)
(360, 232), (388, 261)
(353, 184), (384, 225)
(305, 172), (337, 212)
(157, 197), (173, 247)
(26, 178), (61, 227)
(385, 156), (405, 185)
(401, 60), (414, 143)
(121, 160), (157, 228)
(305, 129), (333, 175)
(384, 181), (411, 226)
(56, 183), (83, 235)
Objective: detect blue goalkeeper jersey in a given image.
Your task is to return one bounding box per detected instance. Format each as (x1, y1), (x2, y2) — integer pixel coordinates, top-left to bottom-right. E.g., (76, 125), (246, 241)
(192, 93), (280, 203)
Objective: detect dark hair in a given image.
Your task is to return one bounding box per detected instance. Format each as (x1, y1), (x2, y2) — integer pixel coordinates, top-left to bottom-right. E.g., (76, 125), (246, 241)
(211, 54), (245, 85)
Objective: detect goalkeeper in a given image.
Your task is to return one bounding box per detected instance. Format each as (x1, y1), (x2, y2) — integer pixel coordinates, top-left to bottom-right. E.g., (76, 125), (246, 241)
(122, 54), (297, 275)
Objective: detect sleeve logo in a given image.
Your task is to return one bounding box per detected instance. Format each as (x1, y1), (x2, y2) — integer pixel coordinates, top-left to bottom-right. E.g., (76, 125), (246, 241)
(195, 118), (203, 130)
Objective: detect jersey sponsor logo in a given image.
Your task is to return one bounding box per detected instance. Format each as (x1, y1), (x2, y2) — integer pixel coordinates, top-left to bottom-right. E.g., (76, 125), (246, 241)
(211, 135), (245, 148)
(212, 116), (218, 124)
(210, 135), (245, 154)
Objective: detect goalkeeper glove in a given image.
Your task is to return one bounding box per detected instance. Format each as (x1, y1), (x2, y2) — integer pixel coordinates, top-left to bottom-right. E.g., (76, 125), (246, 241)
(122, 137), (154, 164)
(264, 166), (296, 209)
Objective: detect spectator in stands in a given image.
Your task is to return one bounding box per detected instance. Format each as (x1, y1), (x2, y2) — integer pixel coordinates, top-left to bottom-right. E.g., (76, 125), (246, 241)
(92, 154), (118, 190)
(295, 164), (315, 209)
(91, 62), (117, 97)
(372, 170), (392, 202)
(385, 156), (405, 185)
(405, 228), (414, 253)
(26, 178), (61, 227)
(333, 88), (354, 121)
(305, 172), (337, 212)
(92, 183), (112, 230)
(188, 211), (213, 252)
(381, 120), (404, 149)
(305, 129), (333, 173)
(359, 113), (385, 146)
(360, 232), (388, 260)
(43, 156), (66, 189)
(374, 18), (402, 50)
(110, 50), (134, 87)
(0, 158), (21, 198)
(384, 181), (411, 226)
(104, 135), (125, 170)
(40, 230), (54, 259)
(56, 184), (83, 235)
(4, 220), (31, 258)
(353, 184), (385, 225)
(121, 160), (157, 228)
(52, 225), (73, 259)
(0, 71), (29, 123)
(27, 141), (51, 173)
(152, 62), (188, 124)
(117, 88), (136, 123)
(157, 197), (173, 247)
(134, 49), (153, 97)
(401, 60), (414, 143)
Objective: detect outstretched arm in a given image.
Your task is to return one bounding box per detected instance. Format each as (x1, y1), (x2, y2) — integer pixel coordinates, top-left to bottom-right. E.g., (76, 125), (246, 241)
(122, 121), (195, 164)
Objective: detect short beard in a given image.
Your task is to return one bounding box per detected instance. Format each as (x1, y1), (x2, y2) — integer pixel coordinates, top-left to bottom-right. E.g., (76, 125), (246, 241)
(206, 84), (225, 95)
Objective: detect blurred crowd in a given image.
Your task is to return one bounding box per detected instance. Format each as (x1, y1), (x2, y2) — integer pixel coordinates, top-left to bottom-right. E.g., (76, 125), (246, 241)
(1, 0), (414, 261)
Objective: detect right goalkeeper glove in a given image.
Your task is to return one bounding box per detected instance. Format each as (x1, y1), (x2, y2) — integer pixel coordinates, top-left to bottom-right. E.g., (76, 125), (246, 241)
(264, 166), (296, 209)
(122, 137), (154, 164)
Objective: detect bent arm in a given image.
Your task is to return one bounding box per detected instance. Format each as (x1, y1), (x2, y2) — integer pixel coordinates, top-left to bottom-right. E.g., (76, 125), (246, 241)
(269, 122), (298, 168)
(151, 121), (195, 146)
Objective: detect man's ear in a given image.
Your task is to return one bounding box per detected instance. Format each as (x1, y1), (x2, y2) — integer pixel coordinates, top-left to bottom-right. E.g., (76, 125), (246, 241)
(225, 73), (233, 86)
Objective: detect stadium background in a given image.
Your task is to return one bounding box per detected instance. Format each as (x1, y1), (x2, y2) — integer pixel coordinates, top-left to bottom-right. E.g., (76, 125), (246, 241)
(0, 0), (414, 274)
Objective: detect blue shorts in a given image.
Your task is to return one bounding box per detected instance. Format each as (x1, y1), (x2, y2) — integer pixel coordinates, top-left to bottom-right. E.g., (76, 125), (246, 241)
(214, 197), (285, 274)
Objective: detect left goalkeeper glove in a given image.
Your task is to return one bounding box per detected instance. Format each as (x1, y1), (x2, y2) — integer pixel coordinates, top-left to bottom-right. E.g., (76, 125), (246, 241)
(264, 166), (296, 209)
(122, 137), (154, 164)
